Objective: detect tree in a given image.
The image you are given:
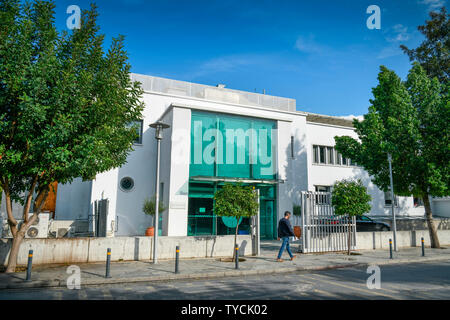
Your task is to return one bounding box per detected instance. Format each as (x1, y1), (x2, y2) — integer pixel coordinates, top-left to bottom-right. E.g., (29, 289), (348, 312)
(334, 64), (449, 248)
(0, 0), (144, 272)
(331, 179), (372, 255)
(400, 7), (449, 84)
(214, 183), (259, 261)
(142, 196), (166, 217)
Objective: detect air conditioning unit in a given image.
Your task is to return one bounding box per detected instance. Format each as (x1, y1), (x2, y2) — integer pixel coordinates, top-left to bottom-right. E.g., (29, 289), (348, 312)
(1, 213), (50, 239)
(48, 220), (76, 238)
(56, 227), (73, 238)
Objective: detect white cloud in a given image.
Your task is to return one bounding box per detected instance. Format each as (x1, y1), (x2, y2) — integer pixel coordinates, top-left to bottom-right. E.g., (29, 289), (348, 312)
(418, 0), (446, 10)
(187, 54), (271, 79)
(376, 46), (402, 59)
(386, 24), (410, 43)
(339, 114), (364, 121)
(295, 36), (328, 55)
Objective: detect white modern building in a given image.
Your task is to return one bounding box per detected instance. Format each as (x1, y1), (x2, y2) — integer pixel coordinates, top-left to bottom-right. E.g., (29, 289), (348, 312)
(3, 74), (449, 238)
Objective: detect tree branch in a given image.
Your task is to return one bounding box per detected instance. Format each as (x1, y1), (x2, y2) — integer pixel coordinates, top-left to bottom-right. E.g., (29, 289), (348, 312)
(2, 181), (18, 237)
(23, 175), (38, 223)
(24, 188), (49, 230)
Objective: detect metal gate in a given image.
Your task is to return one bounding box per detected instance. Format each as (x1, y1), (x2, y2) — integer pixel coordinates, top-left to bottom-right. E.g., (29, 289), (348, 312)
(299, 191), (356, 253)
(94, 199), (109, 237)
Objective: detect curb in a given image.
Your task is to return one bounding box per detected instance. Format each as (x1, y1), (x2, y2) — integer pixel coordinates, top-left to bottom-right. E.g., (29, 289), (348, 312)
(1, 255), (448, 290)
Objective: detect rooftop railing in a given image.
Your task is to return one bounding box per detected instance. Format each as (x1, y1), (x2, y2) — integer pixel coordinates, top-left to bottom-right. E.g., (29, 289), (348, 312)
(131, 73), (296, 112)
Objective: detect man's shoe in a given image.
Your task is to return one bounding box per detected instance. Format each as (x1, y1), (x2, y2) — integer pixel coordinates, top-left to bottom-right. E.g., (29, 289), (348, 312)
(276, 258), (284, 262)
(290, 255), (297, 261)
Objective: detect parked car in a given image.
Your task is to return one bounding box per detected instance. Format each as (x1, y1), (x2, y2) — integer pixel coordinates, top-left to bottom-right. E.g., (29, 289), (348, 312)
(356, 215), (390, 232)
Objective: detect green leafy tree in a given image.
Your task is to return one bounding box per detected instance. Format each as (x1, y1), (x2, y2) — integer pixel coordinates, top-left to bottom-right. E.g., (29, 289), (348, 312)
(0, 0), (144, 272)
(331, 179), (372, 255)
(214, 183), (258, 260)
(334, 64), (449, 249)
(400, 7), (449, 84)
(142, 196), (166, 217)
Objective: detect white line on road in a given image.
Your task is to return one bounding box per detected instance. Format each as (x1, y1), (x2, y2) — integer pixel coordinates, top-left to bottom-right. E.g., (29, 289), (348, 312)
(307, 274), (399, 300)
(78, 289), (88, 300)
(101, 288), (113, 299)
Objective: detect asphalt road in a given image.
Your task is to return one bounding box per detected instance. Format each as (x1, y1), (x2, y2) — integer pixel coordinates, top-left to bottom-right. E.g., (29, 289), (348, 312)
(0, 261), (449, 300)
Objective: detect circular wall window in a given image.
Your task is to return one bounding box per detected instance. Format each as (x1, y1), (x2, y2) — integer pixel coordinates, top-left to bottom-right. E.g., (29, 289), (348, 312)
(120, 177), (135, 192)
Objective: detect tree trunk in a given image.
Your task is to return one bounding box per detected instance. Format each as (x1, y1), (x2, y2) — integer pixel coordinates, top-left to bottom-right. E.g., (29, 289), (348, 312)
(4, 189), (18, 238)
(347, 215), (351, 255)
(5, 228), (25, 273)
(5, 188), (49, 273)
(423, 194), (440, 249)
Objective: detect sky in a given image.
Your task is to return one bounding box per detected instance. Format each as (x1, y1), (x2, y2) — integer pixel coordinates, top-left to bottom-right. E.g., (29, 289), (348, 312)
(50, 0), (448, 118)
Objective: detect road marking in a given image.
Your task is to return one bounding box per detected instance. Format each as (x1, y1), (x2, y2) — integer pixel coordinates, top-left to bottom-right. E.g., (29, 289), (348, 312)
(53, 290), (63, 300)
(314, 271), (400, 294)
(294, 276), (343, 300)
(78, 289), (88, 300)
(101, 288), (113, 299)
(145, 286), (156, 292)
(307, 274), (399, 300)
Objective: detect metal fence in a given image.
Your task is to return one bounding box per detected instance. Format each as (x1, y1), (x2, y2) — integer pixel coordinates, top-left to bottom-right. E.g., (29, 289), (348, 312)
(299, 191), (356, 253)
(131, 73), (296, 112)
(187, 215), (251, 236)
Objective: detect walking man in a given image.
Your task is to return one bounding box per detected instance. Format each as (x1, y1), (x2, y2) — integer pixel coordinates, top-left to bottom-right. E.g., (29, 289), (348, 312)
(277, 211), (296, 262)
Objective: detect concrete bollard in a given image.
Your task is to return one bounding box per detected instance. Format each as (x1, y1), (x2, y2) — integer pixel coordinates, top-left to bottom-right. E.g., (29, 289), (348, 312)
(235, 244), (239, 270)
(175, 245), (180, 274)
(105, 248), (111, 278)
(389, 239), (393, 259)
(421, 237), (425, 257)
(25, 250), (33, 282)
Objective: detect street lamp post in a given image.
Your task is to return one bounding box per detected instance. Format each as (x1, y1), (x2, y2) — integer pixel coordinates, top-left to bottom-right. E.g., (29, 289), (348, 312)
(149, 121), (170, 264)
(387, 153), (398, 251)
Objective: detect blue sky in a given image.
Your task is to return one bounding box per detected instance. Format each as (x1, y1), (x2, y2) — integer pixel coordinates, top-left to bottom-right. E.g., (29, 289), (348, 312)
(52, 0), (447, 117)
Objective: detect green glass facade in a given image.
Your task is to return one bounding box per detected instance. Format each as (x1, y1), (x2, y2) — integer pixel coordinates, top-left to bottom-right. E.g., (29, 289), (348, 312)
(188, 111), (278, 239)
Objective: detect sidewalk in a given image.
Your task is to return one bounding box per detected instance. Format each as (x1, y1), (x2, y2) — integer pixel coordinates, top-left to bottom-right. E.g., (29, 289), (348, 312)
(0, 241), (448, 290)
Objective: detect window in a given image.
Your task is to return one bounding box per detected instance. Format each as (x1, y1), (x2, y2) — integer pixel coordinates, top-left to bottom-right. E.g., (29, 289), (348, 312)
(414, 197), (424, 207)
(384, 191), (398, 206)
(160, 182), (164, 202)
(342, 156), (348, 166)
(315, 185), (331, 192)
(120, 177), (135, 192)
(327, 147), (334, 164)
(129, 120), (143, 144)
(313, 145), (319, 164)
(335, 151), (342, 165)
(319, 146), (326, 164)
(190, 111), (276, 180)
(290, 136), (295, 158)
(315, 185), (331, 204)
(312, 145), (356, 167)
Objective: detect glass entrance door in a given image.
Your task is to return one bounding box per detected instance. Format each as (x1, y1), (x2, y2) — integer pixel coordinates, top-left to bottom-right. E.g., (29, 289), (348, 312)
(260, 200), (276, 240)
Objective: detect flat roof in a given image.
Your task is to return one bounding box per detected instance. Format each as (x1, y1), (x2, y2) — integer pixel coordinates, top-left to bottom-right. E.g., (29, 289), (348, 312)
(131, 73), (359, 127)
(305, 112), (355, 128)
(131, 73), (296, 113)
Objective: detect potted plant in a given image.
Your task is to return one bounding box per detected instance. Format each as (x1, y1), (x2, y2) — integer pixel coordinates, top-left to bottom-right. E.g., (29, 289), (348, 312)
(142, 196), (166, 236)
(292, 203), (302, 238)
